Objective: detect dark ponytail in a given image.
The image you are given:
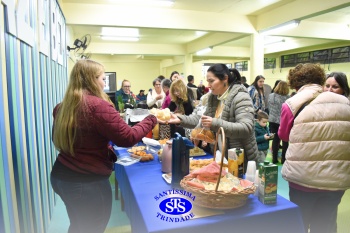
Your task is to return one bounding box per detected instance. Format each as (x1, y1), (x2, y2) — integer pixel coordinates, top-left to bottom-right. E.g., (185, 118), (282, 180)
(228, 68), (242, 85)
(207, 64), (242, 87)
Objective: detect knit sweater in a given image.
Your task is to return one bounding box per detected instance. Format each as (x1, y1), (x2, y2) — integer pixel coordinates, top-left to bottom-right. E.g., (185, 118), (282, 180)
(268, 93), (289, 124)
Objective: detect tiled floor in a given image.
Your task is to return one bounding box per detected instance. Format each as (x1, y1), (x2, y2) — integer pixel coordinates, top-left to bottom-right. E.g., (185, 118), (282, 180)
(47, 152), (350, 233)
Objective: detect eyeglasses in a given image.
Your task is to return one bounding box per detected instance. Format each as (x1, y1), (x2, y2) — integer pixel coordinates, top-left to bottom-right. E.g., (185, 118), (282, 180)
(155, 84), (161, 86)
(123, 86), (131, 88)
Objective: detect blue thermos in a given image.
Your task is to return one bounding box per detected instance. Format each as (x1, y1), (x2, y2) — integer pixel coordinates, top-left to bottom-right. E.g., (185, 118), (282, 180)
(171, 133), (194, 187)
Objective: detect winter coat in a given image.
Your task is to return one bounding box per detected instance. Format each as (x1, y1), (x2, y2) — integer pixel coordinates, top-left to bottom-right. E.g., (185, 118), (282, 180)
(255, 122), (270, 151)
(52, 93), (157, 176)
(115, 88), (135, 110)
(178, 84), (258, 163)
(281, 85), (350, 190)
(248, 85), (266, 112)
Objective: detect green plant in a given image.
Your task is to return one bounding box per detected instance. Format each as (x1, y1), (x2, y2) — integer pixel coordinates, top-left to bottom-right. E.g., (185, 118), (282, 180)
(117, 95), (124, 112)
(129, 95), (135, 106)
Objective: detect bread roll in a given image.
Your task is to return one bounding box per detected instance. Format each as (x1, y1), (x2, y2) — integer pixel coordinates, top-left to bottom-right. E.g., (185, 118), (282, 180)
(191, 128), (215, 143)
(155, 108), (171, 121)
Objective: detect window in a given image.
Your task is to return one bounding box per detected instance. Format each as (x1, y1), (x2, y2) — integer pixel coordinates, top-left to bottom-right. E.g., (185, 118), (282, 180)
(296, 52), (311, 63)
(281, 46), (350, 68)
(281, 54), (297, 68)
(312, 49), (329, 64)
(330, 46), (350, 64)
(202, 63), (232, 77)
(264, 58), (276, 69)
(234, 61), (248, 71)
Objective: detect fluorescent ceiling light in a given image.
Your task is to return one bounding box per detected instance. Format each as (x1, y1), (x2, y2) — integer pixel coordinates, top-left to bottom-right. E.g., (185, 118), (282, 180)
(259, 20), (300, 36)
(109, 0), (174, 7)
(195, 31), (207, 37)
(101, 36), (139, 41)
(264, 38), (285, 47)
(196, 47), (212, 55)
(101, 27), (139, 37)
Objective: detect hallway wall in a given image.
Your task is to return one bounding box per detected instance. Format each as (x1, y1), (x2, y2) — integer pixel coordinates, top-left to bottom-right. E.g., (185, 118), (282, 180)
(0, 1), (67, 233)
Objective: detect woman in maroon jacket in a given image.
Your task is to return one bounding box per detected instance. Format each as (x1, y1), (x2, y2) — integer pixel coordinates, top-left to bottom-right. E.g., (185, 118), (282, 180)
(51, 59), (157, 233)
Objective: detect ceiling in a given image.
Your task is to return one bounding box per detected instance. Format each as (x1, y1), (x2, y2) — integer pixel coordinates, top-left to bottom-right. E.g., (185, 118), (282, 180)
(60, 0), (350, 62)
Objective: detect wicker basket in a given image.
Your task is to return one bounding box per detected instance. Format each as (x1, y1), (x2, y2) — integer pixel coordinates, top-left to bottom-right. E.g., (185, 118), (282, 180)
(180, 127), (256, 209)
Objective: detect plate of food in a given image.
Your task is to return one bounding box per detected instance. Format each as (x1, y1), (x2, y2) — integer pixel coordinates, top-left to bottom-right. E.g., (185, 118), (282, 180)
(189, 147), (206, 157)
(127, 146), (146, 153)
(130, 150), (154, 162)
(158, 138), (170, 145)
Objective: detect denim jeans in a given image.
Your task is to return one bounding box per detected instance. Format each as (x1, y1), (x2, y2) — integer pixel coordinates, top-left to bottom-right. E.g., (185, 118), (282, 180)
(51, 176), (112, 233)
(289, 187), (344, 233)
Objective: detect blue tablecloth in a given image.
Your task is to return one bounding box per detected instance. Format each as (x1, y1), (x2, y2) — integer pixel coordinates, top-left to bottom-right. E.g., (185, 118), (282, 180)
(114, 147), (304, 233)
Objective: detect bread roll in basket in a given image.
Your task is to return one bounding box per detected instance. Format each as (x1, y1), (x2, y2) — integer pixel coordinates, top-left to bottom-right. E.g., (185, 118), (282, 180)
(181, 127), (256, 209)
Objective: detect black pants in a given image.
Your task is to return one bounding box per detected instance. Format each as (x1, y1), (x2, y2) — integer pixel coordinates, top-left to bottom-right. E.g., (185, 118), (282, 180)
(289, 187), (344, 233)
(269, 122), (288, 164)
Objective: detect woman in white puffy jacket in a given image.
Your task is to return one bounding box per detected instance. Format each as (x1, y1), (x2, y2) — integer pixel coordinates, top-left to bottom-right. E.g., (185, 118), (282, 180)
(278, 63), (350, 233)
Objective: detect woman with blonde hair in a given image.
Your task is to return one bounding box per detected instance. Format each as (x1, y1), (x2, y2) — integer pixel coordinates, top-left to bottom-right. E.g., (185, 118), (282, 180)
(115, 79), (136, 110)
(51, 59), (157, 233)
(168, 79), (195, 137)
(268, 80), (290, 164)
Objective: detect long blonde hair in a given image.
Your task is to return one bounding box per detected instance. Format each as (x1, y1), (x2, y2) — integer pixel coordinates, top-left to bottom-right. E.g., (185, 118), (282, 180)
(53, 59), (113, 156)
(170, 79), (188, 102)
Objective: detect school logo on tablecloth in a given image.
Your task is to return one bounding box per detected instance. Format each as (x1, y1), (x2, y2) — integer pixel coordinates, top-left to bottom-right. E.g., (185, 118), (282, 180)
(154, 189), (195, 222)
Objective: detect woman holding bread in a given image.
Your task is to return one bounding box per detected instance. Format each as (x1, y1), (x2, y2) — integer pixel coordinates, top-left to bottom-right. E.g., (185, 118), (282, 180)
(51, 59), (157, 233)
(162, 64), (258, 168)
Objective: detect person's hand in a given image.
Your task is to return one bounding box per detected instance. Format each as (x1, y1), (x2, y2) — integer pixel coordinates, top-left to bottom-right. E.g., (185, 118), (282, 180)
(157, 113), (181, 125)
(201, 141), (208, 147)
(264, 134), (270, 140)
(201, 115), (213, 129)
(192, 138), (199, 147)
(156, 95), (162, 100)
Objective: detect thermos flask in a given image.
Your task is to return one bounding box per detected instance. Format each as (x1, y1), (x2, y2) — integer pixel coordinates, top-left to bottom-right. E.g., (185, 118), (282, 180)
(171, 133), (194, 187)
